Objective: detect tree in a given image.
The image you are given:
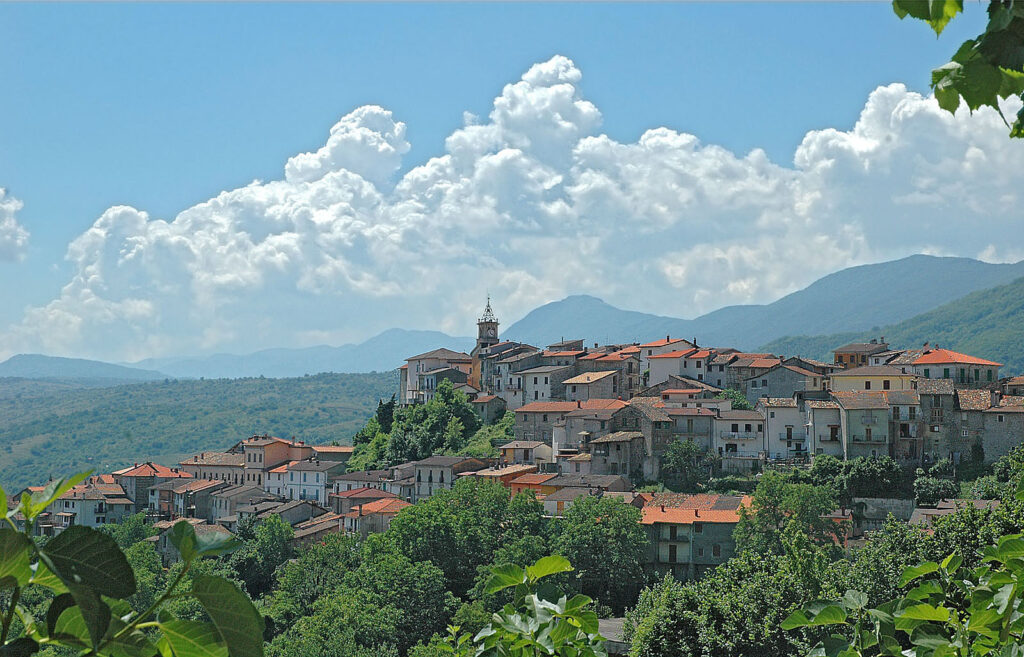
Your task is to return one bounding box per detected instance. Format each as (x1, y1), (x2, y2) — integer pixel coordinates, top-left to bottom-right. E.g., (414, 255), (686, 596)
(660, 439), (713, 491)
(99, 511), (155, 549)
(438, 556), (608, 657)
(841, 519), (932, 607)
(0, 473), (263, 657)
(913, 474), (959, 507)
(228, 514), (294, 597)
(894, 0), (1024, 138)
(552, 495), (648, 612)
(714, 388), (752, 410)
(734, 471), (844, 556)
(266, 590), (401, 657)
(264, 531), (363, 629)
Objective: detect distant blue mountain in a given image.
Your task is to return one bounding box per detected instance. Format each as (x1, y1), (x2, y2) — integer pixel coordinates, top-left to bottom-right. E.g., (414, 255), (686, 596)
(504, 255), (1024, 349)
(131, 328), (474, 379)
(0, 354), (167, 381)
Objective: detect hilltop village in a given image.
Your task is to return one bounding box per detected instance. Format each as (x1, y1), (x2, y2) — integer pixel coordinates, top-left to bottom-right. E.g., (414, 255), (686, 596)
(12, 299), (1024, 587)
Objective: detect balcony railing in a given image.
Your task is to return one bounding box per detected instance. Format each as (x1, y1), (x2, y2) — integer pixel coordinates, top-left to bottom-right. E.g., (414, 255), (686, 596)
(720, 449), (762, 459)
(719, 431), (760, 440)
(850, 434), (886, 443)
(817, 434), (841, 443)
(778, 432), (807, 442)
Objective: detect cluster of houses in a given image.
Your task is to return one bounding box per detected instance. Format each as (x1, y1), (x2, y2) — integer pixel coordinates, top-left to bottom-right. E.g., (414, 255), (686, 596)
(400, 301), (1024, 480)
(11, 299), (1023, 581)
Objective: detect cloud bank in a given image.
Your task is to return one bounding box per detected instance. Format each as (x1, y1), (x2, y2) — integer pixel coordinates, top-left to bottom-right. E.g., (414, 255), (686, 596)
(0, 189), (29, 262)
(3, 56), (1023, 361)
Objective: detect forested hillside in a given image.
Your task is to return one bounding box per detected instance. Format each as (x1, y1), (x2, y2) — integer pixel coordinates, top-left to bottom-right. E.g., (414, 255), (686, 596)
(0, 371), (397, 491)
(761, 276), (1024, 375)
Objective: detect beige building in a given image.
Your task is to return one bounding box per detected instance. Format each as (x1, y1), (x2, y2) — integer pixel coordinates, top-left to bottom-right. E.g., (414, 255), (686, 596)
(179, 452), (245, 485)
(829, 366), (917, 392)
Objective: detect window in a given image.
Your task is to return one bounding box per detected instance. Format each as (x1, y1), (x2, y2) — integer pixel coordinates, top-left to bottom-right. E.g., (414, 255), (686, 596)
(988, 370), (994, 382)
(924, 368), (930, 378)
(696, 361), (702, 368)
(572, 385), (577, 393)
(761, 379), (767, 387)
(751, 381), (758, 388)
(757, 424), (763, 432)
(542, 414), (548, 422)
(669, 525), (677, 540)
(694, 522), (703, 534)
(770, 411), (775, 418)
(745, 424), (752, 433)
(893, 407), (900, 420)
(712, 544), (721, 557)
(865, 381), (871, 390)
(883, 379), (890, 390)
(533, 377), (538, 384)
(534, 391), (539, 400)
(668, 544), (677, 563)
(731, 423), (739, 432)
(999, 415), (1005, 423)
(544, 377), (549, 384)
(697, 547), (704, 557)
(865, 427), (872, 442)
(943, 368), (950, 379)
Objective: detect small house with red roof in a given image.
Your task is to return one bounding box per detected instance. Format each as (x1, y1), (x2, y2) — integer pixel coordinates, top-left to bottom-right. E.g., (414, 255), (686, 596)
(911, 347), (1002, 387)
(639, 493), (750, 580)
(471, 393), (508, 424)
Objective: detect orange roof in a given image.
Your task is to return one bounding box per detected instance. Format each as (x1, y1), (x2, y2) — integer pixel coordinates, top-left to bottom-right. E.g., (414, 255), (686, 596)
(618, 345), (641, 355)
(685, 350), (712, 359)
(748, 358), (782, 368)
(349, 498), (411, 516)
(472, 394), (499, 403)
(578, 352), (606, 361)
(639, 494), (752, 525)
(640, 337), (687, 348)
(518, 399), (628, 413)
(269, 460), (300, 474)
(913, 348), (1002, 367)
(462, 464), (537, 478)
(312, 445), (354, 453)
(511, 473), (558, 486)
(661, 388), (702, 395)
(649, 349), (699, 360)
(543, 350), (586, 357)
(114, 462), (192, 478)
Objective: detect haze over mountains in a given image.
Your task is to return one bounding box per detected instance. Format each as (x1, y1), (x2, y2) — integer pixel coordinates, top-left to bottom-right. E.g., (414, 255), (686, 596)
(2, 255), (1022, 380)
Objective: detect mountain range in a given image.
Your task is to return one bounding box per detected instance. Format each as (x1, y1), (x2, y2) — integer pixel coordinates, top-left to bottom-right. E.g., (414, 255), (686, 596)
(2, 254), (1022, 380)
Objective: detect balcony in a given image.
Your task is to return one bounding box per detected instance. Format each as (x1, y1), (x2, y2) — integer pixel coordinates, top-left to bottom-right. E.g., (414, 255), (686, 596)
(850, 434), (886, 443)
(720, 449), (762, 460)
(719, 431), (760, 440)
(817, 433), (840, 443)
(778, 432), (807, 442)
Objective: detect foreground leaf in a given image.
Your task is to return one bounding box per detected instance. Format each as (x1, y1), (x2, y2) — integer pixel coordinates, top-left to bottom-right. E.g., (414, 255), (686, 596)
(191, 575), (264, 657)
(43, 526), (136, 598)
(161, 620), (229, 657)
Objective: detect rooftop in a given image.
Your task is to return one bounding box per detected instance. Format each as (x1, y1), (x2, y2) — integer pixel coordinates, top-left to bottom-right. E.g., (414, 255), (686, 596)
(830, 365), (908, 377)
(180, 452), (245, 467)
(562, 371), (618, 385)
(913, 348), (1002, 367)
(406, 347), (472, 362)
(589, 431), (643, 444)
(518, 399), (628, 413)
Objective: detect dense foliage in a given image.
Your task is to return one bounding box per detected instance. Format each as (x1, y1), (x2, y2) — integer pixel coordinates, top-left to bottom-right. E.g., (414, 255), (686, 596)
(0, 371), (397, 491)
(0, 473), (264, 657)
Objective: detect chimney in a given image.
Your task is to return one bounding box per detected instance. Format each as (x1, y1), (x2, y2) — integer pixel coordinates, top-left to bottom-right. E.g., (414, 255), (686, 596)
(660, 504), (664, 512)
(666, 335), (670, 342)
(577, 400), (581, 408)
(991, 389), (1002, 408)
(694, 508), (699, 517)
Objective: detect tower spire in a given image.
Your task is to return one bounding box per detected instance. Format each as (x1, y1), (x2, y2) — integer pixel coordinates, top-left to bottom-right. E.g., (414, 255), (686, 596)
(479, 294), (497, 323)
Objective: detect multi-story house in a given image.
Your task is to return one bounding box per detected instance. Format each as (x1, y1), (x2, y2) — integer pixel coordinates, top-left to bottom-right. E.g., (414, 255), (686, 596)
(646, 349), (698, 387)
(331, 469), (391, 493)
(639, 336), (696, 376)
(640, 494), (749, 580)
(833, 391), (891, 459)
(179, 452), (245, 485)
(470, 394), (508, 424)
(910, 348), (1002, 388)
(171, 479), (229, 520)
(726, 355), (781, 391)
(806, 400), (843, 458)
(828, 366), (916, 392)
(330, 487), (400, 515)
(399, 348), (473, 405)
(917, 378), (958, 464)
(713, 410), (765, 471)
(587, 431), (645, 478)
(493, 350), (543, 410)
(833, 339), (889, 368)
(521, 365), (572, 403)
(412, 456), (488, 500)
(239, 435), (315, 487)
(342, 498), (412, 537)
(564, 371), (621, 402)
(887, 390), (924, 464)
(982, 400), (1024, 461)
(499, 440), (553, 466)
(515, 399), (627, 444)
(680, 349), (715, 382)
(1004, 376), (1024, 396)
(744, 363), (825, 406)
(209, 485), (278, 523)
(282, 459), (348, 504)
(113, 462), (192, 512)
(757, 397), (807, 460)
(53, 482), (135, 531)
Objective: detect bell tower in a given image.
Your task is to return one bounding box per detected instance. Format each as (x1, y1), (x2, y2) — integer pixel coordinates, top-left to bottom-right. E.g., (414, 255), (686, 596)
(476, 296), (499, 353)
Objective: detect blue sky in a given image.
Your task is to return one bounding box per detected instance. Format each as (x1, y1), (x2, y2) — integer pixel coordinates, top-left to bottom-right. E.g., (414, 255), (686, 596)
(2, 2), (1018, 360)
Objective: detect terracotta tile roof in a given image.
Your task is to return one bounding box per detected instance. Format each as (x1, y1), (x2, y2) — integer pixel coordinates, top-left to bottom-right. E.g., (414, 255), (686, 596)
(472, 395), (499, 403)
(563, 371), (617, 384)
(406, 348), (472, 361)
(596, 351), (636, 362)
(640, 504), (746, 525)
(685, 350), (713, 359)
(619, 345), (641, 355)
(1001, 396), (1024, 407)
(1006, 376), (1024, 385)
(957, 389), (991, 411)
(759, 397), (797, 408)
(567, 453), (592, 462)
(180, 452), (245, 467)
(782, 364), (819, 378)
(664, 407), (716, 416)
(511, 473), (558, 486)
(639, 337), (689, 348)
(461, 464), (538, 478)
(501, 440), (545, 449)
(578, 352), (607, 361)
(661, 388), (702, 395)
(913, 348), (1002, 367)
(348, 498), (411, 516)
(114, 462), (192, 478)
(269, 460), (299, 474)
(311, 445), (355, 454)
(518, 399), (627, 413)
(589, 431), (644, 444)
(648, 349), (699, 360)
(718, 409), (765, 420)
(807, 400), (839, 409)
(833, 391), (889, 410)
(542, 350), (586, 357)
(330, 487), (398, 499)
(173, 479), (225, 494)
(748, 358), (782, 369)
(918, 379), (955, 395)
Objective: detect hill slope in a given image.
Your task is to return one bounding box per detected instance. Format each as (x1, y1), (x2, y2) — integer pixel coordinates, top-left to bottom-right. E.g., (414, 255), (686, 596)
(0, 354), (167, 381)
(132, 329), (474, 379)
(760, 276), (1024, 375)
(504, 255), (1024, 349)
(0, 371), (398, 491)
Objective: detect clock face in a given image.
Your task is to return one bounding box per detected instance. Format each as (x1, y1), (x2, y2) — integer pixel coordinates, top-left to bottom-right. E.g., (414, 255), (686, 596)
(487, 328), (496, 337)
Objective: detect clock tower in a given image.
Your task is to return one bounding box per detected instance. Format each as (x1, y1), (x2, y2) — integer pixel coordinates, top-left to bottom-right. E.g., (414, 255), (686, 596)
(475, 296), (500, 353)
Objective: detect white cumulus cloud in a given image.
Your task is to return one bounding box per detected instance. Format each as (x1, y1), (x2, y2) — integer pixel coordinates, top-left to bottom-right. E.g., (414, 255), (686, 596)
(0, 188), (29, 262)
(3, 56), (1024, 361)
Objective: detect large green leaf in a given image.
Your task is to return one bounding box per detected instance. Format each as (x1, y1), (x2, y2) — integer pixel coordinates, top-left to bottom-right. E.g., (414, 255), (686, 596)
(0, 528), (32, 587)
(892, 0), (963, 35)
(45, 593), (78, 637)
(486, 564), (526, 594)
(0, 638), (40, 657)
(191, 575), (264, 657)
(160, 620), (229, 657)
(899, 562), (940, 587)
(525, 556), (573, 582)
(68, 586), (113, 650)
(43, 526), (136, 598)
(899, 604), (951, 622)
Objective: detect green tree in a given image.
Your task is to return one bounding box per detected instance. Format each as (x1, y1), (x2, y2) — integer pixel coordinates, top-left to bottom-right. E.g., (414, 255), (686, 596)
(228, 514), (294, 597)
(714, 388), (753, 410)
(98, 511), (155, 549)
(894, 0), (1024, 138)
(913, 474), (959, 507)
(552, 495), (648, 612)
(734, 471), (844, 555)
(266, 590), (401, 657)
(660, 439), (713, 491)
(264, 532), (363, 629)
